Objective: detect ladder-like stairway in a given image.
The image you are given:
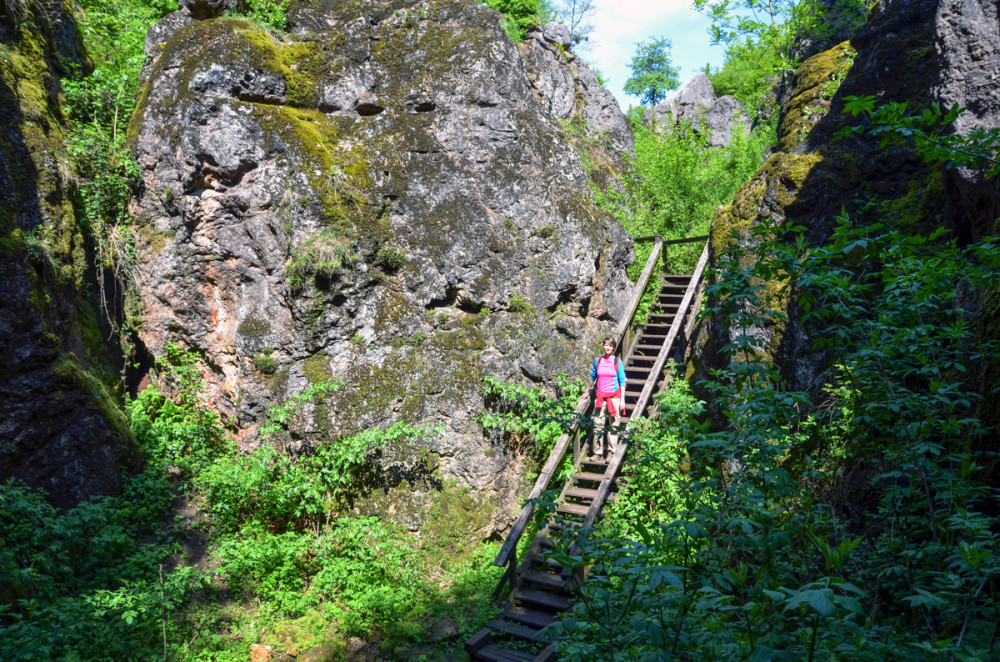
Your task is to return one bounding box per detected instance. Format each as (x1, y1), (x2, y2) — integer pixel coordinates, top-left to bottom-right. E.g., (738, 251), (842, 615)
(466, 269), (703, 662)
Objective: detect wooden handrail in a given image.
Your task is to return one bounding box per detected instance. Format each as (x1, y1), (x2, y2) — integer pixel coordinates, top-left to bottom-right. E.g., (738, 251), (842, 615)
(632, 234), (708, 245)
(630, 241), (709, 423)
(492, 236), (665, 570)
(565, 240), (711, 577)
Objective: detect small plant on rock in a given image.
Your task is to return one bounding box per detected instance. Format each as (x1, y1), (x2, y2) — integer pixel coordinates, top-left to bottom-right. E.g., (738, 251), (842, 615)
(253, 347), (277, 374)
(509, 295), (534, 314)
(375, 244), (407, 270)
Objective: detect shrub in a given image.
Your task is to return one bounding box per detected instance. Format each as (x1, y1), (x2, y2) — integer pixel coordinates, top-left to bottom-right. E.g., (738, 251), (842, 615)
(288, 230), (356, 293)
(509, 294), (534, 314)
(375, 243), (406, 270)
(223, 0), (289, 31)
(253, 353), (277, 374)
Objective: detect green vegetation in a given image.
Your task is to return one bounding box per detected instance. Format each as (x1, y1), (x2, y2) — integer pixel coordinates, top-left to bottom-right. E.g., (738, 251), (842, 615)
(509, 294), (535, 314)
(479, 374), (585, 460)
(623, 36), (680, 106)
(287, 229), (357, 294)
(479, 0), (546, 42)
(2, 344), (500, 660)
(546, 218), (1000, 660)
(223, 0), (289, 32)
(63, 0), (177, 326)
(589, 112), (772, 279)
(707, 41), (782, 123)
(375, 243), (407, 270)
(840, 96), (1000, 178)
(253, 347), (277, 374)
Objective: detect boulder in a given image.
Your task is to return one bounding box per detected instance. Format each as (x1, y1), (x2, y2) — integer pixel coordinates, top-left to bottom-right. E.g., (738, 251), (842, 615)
(522, 22), (634, 158)
(128, 0), (634, 535)
(691, 0), (1000, 411)
(179, 0), (241, 20)
(931, 0), (1000, 242)
(647, 73), (749, 148)
(0, 0), (139, 507)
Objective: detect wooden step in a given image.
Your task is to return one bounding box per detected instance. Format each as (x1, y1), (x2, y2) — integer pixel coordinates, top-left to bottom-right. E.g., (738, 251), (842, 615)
(516, 587), (571, 611)
(580, 457), (608, 469)
(632, 344), (665, 353)
(473, 643), (537, 662)
(522, 570), (566, 591)
(505, 606), (557, 629)
(573, 471), (604, 482)
(528, 554), (564, 570)
(566, 487), (598, 500)
(466, 628), (492, 655)
(557, 502), (590, 517)
(485, 618), (552, 644)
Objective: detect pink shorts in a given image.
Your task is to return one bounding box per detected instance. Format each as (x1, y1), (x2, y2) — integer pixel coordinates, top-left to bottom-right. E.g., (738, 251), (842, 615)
(595, 388), (622, 416)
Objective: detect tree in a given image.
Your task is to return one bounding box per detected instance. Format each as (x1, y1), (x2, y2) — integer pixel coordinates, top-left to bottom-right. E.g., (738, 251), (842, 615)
(693, 0), (825, 74)
(483, 0), (544, 42)
(554, 0), (596, 47)
(623, 37), (681, 107)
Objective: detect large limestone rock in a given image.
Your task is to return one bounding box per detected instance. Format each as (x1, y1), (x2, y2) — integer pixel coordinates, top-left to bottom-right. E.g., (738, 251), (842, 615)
(647, 73), (749, 148)
(692, 0), (1000, 425)
(521, 23), (634, 158)
(0, 0), (138, 507)
(128, 0), (634, 534)
(931, 0), (1000, 242)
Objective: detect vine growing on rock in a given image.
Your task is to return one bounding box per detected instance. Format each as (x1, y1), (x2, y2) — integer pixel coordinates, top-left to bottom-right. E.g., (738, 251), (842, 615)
(63, 0), (177, 328)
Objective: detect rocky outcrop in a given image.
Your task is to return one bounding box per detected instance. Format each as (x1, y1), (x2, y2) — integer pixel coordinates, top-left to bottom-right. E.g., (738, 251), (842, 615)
(0, 1), (138, 507)
(647, 73), (749, 148)
(128, 0), (634, 534)
(521, 22), (634, 158)
(692, 0), (1000, 412)
(179, 0), (241, 20)
(931, 0), (1000, 242)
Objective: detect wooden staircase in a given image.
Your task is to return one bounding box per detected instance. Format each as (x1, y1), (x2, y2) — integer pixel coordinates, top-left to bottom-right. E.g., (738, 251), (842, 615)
(466, 237), (709, 662)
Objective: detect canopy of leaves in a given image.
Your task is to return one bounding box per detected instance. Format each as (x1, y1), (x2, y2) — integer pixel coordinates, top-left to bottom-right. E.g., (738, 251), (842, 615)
(623, 36), (680, 106)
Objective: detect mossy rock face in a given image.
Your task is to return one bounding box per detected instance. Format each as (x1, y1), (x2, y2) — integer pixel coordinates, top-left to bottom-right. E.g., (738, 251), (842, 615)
(692, 0), (965, 408)
(129, 0), (635, 533)
(0, 2), (137, 507)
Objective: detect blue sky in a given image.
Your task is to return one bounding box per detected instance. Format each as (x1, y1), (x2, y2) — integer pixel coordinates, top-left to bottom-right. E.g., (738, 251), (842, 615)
(580, 0), (728, 111)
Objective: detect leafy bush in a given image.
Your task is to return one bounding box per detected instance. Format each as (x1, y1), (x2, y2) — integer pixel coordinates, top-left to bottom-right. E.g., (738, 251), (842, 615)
(62, 0), (177, 324)
(128, 343), (231, 476)
(509, 294), (534, 313)
(479, 0), (543, 42)
(0, 473), (199, 662)
(375, 243), (407, 270)
(546, 217), (1000, 660)
(479, 374), (585, 463)
(253, 353), (277, 374)
(223, 0), (289, 31)
(707, 41), (783, 123)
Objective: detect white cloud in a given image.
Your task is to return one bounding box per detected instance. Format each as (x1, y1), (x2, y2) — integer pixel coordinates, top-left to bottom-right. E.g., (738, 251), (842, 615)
(582, 0), (726, 111)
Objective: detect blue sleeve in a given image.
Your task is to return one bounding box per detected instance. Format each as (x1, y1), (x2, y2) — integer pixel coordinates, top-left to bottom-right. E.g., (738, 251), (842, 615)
(617, 359), (626, 386)
(590, 358), (598, 381)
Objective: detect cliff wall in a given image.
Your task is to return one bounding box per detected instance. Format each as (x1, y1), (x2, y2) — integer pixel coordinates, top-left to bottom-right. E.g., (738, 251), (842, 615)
(128, 0), (635, 533)
(0, 0), (137, 507)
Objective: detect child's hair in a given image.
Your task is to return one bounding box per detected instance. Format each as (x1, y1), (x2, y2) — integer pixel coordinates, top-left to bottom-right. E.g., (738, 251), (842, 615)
(602, 337), (614, 346)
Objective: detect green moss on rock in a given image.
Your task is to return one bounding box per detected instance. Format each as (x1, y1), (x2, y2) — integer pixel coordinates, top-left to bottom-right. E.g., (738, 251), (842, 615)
(303, 352), (332, 384)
